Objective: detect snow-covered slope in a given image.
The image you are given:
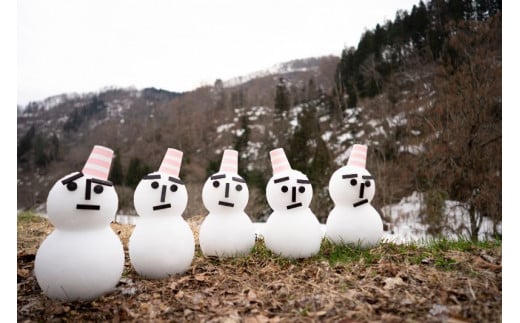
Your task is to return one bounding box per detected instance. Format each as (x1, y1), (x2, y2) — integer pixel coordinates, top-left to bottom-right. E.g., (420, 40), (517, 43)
(381, 192), (500, 244)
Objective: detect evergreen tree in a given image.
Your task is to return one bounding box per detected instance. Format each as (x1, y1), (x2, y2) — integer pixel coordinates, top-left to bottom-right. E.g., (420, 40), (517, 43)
(309, 137), (332, 185)
(306, 77), (319, 101)
(33, 134), (49, 168)
(274, 77), (290, 117)
(272, 77), (292, 148)
(234, 115), (250, 172)
(346, 81), (358, 108)
(125, 158), (150, 189)
(17, 125), (36, 161)
(234, 116), (250, 153)
(206, 159), (220, 178)
(287, 106), (314, 173)
(410, 2), (429, 49)
(287, 103), (333, 221)
(110, 150), (124, 185)
(49, 133), (60, 161)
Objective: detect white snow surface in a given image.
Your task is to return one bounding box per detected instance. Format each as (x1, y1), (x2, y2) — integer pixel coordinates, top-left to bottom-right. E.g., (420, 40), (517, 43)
(381, 192), (500, 244)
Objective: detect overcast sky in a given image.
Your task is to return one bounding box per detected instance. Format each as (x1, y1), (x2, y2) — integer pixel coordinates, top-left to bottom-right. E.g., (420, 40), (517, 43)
(17, 0), (426, 106)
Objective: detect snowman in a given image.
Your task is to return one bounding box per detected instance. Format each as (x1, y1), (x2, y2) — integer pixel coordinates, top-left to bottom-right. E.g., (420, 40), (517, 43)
(128, 148), (194, 279)
(34, 145), (124, 301)
(198, 149), (256, 258)
(325, 144), (383, 247)
(262, 148), (322, 259)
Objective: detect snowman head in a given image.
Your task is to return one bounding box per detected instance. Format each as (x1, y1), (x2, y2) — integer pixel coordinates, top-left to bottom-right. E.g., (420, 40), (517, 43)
(134, 148), (188, 217)
(329, 144), (375, 207)
(202, 149), (249, 213)
(46, 145), (118, 230)
(266, 148), (313, 211)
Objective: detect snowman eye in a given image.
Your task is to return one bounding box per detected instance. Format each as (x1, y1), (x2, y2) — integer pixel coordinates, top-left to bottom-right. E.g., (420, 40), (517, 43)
(93, 185), (104, 194)
(213, 181), (220, 188)
(66, 182), (77, 191)
(151, 181), (159, 189)
(235, 184), (243, 191)
(350, 179), (357, 186)
(170, 184), (178, 192)
(281, 185), (288, 193)
(365, 180), (371, 187)
(298, 186), (305, 193)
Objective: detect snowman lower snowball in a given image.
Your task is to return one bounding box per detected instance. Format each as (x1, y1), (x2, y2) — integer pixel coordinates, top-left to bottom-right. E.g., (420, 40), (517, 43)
(34, 145), (124, 301)
(198, 149), (256, 258)
(325, 144), (383, 248)
(128, 148), (195, 279)
(262, 148), (322, 259)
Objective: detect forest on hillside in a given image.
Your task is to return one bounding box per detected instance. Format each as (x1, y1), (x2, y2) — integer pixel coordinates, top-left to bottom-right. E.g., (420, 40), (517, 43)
(17, 0), (501, 241)
(269, 0), (501, 240)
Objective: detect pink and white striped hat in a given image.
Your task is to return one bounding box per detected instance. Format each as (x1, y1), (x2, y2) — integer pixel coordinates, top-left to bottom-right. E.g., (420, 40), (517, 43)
(219, 149), (238, 173)
(82, 145), (114, 180)
(269, 148), (292, 174)
(158, 148), (183, 178)
(347, 144), (368, 169)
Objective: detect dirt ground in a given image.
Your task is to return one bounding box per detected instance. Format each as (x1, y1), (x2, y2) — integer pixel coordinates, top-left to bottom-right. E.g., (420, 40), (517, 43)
(17, 215), (501, 322)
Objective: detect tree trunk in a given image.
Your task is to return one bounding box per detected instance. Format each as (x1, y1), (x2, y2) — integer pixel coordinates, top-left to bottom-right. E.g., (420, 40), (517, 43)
(469, 205), (479, 241)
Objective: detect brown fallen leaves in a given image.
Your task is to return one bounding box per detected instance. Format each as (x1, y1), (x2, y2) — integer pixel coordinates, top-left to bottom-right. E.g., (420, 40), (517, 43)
(17, 215), (501, 322)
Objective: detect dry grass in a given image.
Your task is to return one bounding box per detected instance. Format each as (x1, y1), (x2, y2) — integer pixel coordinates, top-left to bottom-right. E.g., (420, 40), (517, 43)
(17, 213), (501, 322)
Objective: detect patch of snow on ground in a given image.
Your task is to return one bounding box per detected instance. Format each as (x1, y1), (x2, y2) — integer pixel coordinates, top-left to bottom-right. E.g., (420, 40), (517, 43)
(337, 132), (353, 143)
(334, 145), (353, 166)
(216, 123), (234, 133)
(382, 192), (500, 244)
(246, 141), (262, 160)
(398, 144), (425, 155)
(321, 131), (333, 141)
(319, 115), (330, 122)
(387, 112), (407, 127)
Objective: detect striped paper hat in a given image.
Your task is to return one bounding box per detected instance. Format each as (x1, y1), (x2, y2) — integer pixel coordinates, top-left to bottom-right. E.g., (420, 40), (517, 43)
(347, 144), (368, 169)
(219, 149), (238, 173)
(270, 148), (292, 174)
(82, 145), (114, 180)
(158, 148), (183, 178)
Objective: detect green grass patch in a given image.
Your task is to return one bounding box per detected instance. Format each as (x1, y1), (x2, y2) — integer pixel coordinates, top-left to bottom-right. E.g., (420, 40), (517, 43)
(425, 236), (501, 252)
(17, 210), (46, 223)
(315, 236), (501, 271)
(319, 239), (381, 266)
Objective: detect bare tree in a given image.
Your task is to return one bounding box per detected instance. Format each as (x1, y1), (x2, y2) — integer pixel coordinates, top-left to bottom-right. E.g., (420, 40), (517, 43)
(417, 15), (501, 240)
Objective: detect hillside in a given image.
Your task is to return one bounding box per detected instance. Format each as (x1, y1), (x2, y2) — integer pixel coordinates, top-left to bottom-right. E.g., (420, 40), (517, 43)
(17, 1), (502, 242)
(17, 56), (340, 218)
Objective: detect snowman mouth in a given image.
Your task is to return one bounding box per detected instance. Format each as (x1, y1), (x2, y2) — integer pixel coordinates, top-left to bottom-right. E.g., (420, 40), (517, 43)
(287, 202), (302, 209)
(76, 204), (100, 210)
(153, 203), (171, 211)
(219, 201), (234, 207)
(353, 199), (368, 207)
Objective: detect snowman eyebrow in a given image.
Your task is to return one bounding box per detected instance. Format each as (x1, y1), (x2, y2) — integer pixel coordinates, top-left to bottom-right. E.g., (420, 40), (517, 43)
(362, 175), (374, 180)
(61, 172), (84, 185)
(232, 177), (245, 183)
(297, 179), (311, 184)
(274, 176), (289, 183)
(168, 176), (184, 185)
(143, 174), (161, 180)
(342, 174), (357, 179)
(91, 178), (113, 186)
(211, 174), (226, 180)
